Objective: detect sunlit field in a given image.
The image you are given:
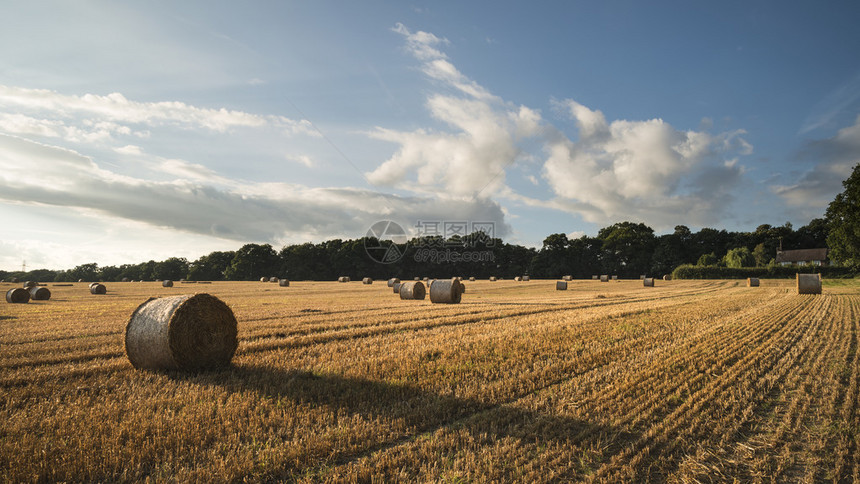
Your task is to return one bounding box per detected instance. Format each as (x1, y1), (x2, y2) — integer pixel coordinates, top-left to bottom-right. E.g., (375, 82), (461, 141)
(2, 278), (859, 482)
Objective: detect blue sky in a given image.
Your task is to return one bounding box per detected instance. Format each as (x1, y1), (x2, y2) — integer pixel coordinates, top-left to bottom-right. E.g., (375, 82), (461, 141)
(1, 1), (859, 271)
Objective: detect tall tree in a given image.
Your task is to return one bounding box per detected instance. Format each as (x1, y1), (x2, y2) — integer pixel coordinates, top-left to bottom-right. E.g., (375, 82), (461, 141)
(826, 163), (860, 268)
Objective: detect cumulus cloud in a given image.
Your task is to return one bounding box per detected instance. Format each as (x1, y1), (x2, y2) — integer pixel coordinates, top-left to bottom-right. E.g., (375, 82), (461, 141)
(542, 100), (748, 227)
(367, 24), (542, 198)
(773, 114), (860, 208)
(0, 134), (509, 244)
(0, 84), (318, 137)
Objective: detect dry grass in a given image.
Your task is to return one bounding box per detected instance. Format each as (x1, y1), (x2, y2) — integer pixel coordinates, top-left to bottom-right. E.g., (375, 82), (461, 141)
(1, 279), (859, 482)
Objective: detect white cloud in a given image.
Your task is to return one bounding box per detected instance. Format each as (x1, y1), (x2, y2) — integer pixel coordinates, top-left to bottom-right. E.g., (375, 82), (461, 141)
(541, 99), (747, 228)
(773, 114), (860, 209)
(0, 134), (509, 248)
(367, 24), (542, 198)
(0, 84), (318, 136)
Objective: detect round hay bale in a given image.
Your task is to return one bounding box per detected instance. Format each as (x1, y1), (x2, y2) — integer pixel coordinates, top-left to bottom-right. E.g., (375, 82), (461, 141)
(6, 288), (29, 304)
(469, 276), (476, 282)
(89, 282), (99, 289)
(640, 275), (646, 280)
(423, 277), (430, 282)
(563, 275), (572, 281)
(269, 277), (278, 283)
(23, 280), (37, 288)
(556, 281), (568, 291)
(387, 278), (400, 287)
(611, 275), (618, 281)
(414, 277), (420, 281)
(514, 276), (523, 282)
(523, 276), (530, 282)
(125, 293), (238, 371)
(663, 275), (672, 281)
(279, 279), (290, 287)
(90, 284), (107, 295)
(399, 281), (426, 300)
(747, 277), (760, 287)
(797, 273), (821, 295)
(362, 277), (373, 285)
(643, 278), (655, 287)
(392, 282), (402, 293)
(163, 280), (174, 287)
(28, 286), (51, 300)
(121, 277), (129, 283)
(78, 279), (84, 283)
(489, 276), (497, 281)
(10, 277), (19, 283)
(429, 279), (462, 304)
(592, 275), (599, 280)
(260, 277), (267, 282)
(600, 275), (609, 282)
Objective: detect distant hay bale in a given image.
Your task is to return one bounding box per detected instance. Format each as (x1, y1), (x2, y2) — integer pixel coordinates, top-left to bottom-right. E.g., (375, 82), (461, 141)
(663, 275), (672, 281)
(429, 279), (462, 304)
(523, 276), (530, 282)
(423, 277), (430, 282)
(90, 284), (107, 295)
(399, 281), (426, 300)
(125, 293), (239, 371)
(387, 278), (400, 287)
(10, 277), (19, 283)
(747, 278), (760, 287)
(362, 277), (373, 285)
(163, 280), (174, 287)
(28, 286), (51, 300)
(469, 276), (476, 282)
(338, 276), (351, 283)
(563, 275), (572, 281)
(122, 278), (129, 283)
(279, 279), (290, 287)
(514, 276), (523, 282)
(392, 282), (401, 293)
(414, 277), (420, 281)
(600, 275), (609, 282)
(592, 275), (599, 280)
(489, 276), (497, 281)
(260, 277), (268, 282)
(6, 288), (29, 304)
(643, 278), (655, 287)
(557, 281), (568, 291)
(611, 275), (618, 281)
(23, 281), (37, 288)
(269, 277), (278, 283)
(78, 279), (84, 283)
(796, 273), (821, 295)
(89, 282), (99, 289)
(640, 275), (646, 280)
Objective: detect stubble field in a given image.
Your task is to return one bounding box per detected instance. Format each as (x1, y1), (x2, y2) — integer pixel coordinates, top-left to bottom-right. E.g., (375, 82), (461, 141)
(1, 278), (859, 482)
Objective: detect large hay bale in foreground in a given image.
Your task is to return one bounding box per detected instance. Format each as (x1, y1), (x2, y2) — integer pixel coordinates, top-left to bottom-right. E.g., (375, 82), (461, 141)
(125, 293), (238, 371)
(399, 281), (426, 300)
(747, 278), (760, 287)
(28, 286), (51, 300)
(429, 279), (462, 304)
(600, 275), (609, 282)
(643, 278), (655, 287)
(362, 277), (373, 285)
(163, 280), (174, 288)
(90, 284), (107, 295)
(6, 288), (29, 304)
(387, 278), (400, 287)
(557, 281), (568, 291)
(797, 273), (821, 295)
(279, 279), (290, 287)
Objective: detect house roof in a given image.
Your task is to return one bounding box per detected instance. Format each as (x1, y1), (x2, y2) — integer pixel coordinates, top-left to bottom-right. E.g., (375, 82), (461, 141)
(774, 248), (828, 263)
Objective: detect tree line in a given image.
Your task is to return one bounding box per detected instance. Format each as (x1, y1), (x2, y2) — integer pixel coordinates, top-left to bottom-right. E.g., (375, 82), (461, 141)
(3, 163), (857, 283)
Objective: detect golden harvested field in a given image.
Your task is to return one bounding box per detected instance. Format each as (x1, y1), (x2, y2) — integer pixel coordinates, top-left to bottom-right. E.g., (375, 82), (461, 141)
(2, 278), (859, 482)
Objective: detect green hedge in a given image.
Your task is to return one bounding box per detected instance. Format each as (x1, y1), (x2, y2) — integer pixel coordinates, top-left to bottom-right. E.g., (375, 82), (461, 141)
(671, 264), (856, 280)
